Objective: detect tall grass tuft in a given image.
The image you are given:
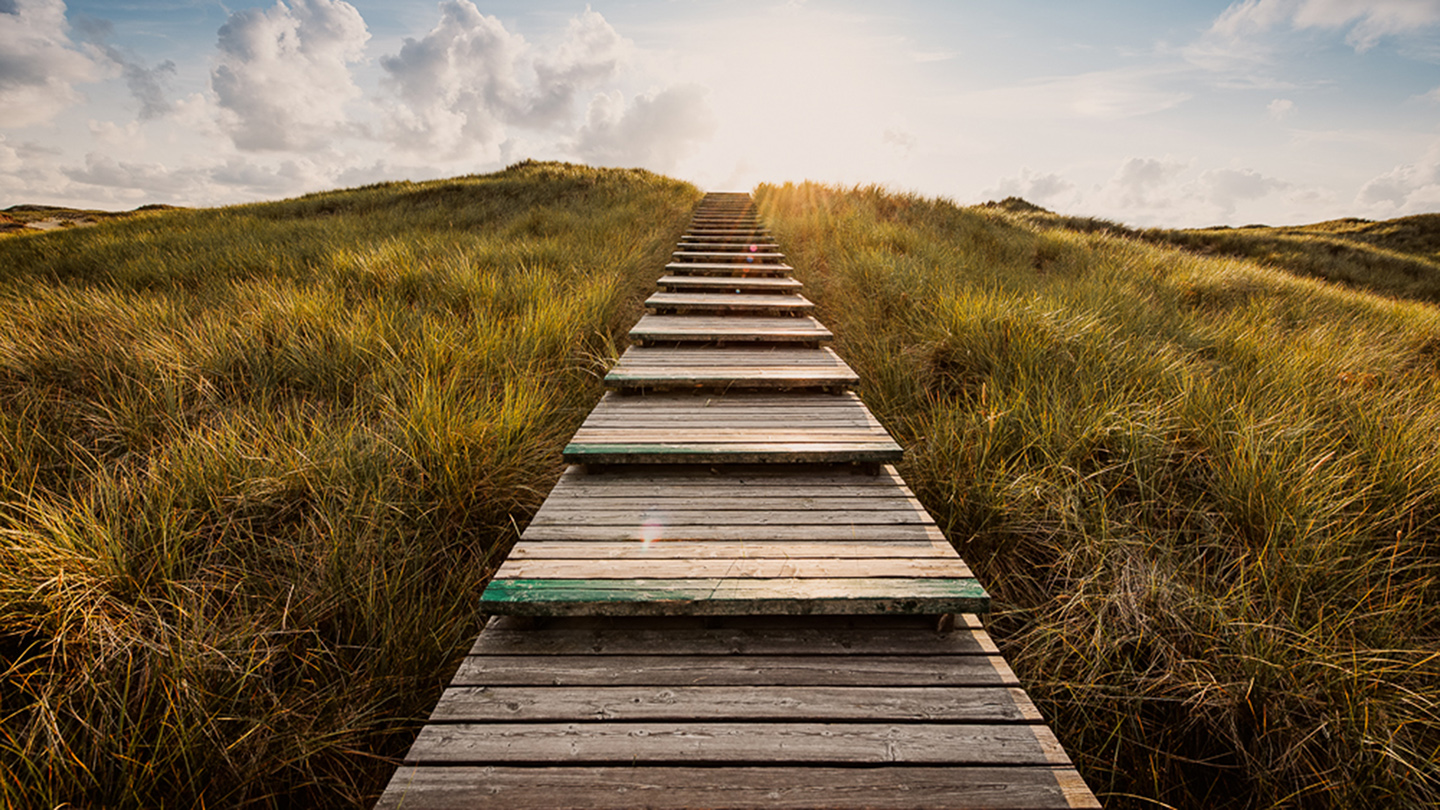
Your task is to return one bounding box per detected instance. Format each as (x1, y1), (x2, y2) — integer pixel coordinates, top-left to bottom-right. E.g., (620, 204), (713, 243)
(0, 160), (700, 808)
(759, 181), (1440, 809)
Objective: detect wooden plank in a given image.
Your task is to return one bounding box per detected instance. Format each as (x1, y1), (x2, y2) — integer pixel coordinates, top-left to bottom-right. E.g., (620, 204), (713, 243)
(563, 390), (902, 463)
(507, 541), (953, 559)
(680, 232), (775, 241)
(676, 241), (780, 250)
(405, 722), (1063, 765)
(532, 496), (926, 511)
(517, 525), (945, 542)
(492, 558), (974, 580)
(656, 274), (801, 292)
(428, 684), (1038, 722)
(527, 509), (931, 526)
(468, 615), (995, 656)
(644, 292), (813, 314)
(605, 346), (855, 390)
(562, 443), (902, 465)
(377, 765), (1092, 810)
(630, 314), (831, 344)
(663, 261), (792, 276)
(478, 577), (989, 616)
(672, 251), (787, 262)
(450, 654), (1017, 686)
(429, 683), (1034, 724)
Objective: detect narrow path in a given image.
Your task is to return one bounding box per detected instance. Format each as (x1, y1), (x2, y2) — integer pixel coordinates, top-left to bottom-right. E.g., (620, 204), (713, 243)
(376, 193), (1100, 809)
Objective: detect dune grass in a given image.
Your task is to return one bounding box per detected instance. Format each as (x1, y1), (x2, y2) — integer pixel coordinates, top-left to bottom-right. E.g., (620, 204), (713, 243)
(989, 198), (1440, 307)
(0, 161), (700, 808)
(759, 182), (1440, 809)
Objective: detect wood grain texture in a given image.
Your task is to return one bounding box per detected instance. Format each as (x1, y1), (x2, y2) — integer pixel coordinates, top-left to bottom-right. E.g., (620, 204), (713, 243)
(376, 766), (1089, 810)
(428, 684), (1038, 722)
(405, 722), (1064, 765)
(492, 558), (974, 580)
(656, 274), (802, 292)
(478, 577), (989, 616)
(644, 291), (814, 315)
(468, 614), (996, 656)
(630, 314), (831, 344)
(450, 654), (1016, 687)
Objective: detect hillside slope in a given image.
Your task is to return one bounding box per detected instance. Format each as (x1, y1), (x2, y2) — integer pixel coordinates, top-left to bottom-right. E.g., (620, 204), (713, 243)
(0, 162), (700, 808)
(760, 183), (1440, 810)
(990, 197), (1440, 305)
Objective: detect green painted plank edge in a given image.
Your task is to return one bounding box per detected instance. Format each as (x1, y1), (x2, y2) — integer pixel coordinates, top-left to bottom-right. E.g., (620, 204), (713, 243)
(479, 578), (990, 616)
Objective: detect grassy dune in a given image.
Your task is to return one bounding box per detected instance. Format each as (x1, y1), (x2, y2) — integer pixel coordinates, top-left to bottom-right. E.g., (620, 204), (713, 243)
(990, 197), (1440, 306)
(0, 161), (699, 807)
(758, 183), (1440, 809)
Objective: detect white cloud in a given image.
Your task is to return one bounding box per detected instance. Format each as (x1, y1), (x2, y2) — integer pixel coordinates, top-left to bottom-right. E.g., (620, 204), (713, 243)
(1200, 167), (1291, 216)
(986, 168), (1079, 208)
(379, 1), (630, 159)
(1101, 157), (1191, 210)
(211, 0), (371, 151)
(1268, 97), (1295, 119)
(73, 15), (176, 120)
(1210, 0), (1440, 52)
(1358, 139), (1440, 214)
(0, 0), (103, 127)
(573, 85), (716, 171)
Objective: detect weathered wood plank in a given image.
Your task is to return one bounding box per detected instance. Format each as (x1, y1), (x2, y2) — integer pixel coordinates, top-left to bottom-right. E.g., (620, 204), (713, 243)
(664, 262), (792, 276)
(427, 684), (1039, 722)
(644, 292), (813, 315)
(671, 251), (787, 262)
(377, 765), (1093, 810)
(630, 314), (831, 344)
(527, 509), (931, 526)
(517, 524), (945, 542)
(478, 577), (989, 616)
(656, 274), (801, 292)
(468, 615), (995, 656)
(562, 443), (902, 465)
(492, 558), (974, 580)
(450, 654), (1016, 686)
(506, 541), (952, 559)
(405, 722), (1065, 766)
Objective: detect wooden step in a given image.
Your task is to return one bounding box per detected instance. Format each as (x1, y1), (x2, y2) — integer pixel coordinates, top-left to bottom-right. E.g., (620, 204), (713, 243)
(562, 390), (902, 466)
(656, 274), (801, 293)
(630, 314), (831, 345)
(604, 346), (857, 390)
(664, 261), (792, 276)
(672, 250), (786, 263)
(676, 242), (781, 252)
(482, 464), (983, 616)
(644, 291), (812, 315)
(681, 233), (773, 242)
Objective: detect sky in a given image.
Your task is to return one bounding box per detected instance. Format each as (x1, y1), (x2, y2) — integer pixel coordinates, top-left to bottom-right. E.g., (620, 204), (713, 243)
(1, 0), (1438, 227)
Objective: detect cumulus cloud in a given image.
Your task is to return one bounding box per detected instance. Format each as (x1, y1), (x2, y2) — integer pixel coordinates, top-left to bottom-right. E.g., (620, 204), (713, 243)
(1102, 157), (1190, 209)
(574, 85), (716, 171)
(379, 1), (630, 158)
(0, 0), (103, 127)
(1200, 168), (1291, 215)
(1268, 97), (1295, 119)
(72, 16), (177, 120)
(986, 168), (1079, 208)
(1358, 139), (1440, 214)
(1210, 0), (1440, 52)
(211, 0), (370, 151)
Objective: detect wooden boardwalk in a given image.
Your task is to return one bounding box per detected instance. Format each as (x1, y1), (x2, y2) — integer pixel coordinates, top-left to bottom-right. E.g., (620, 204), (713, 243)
(376, 192), (1100, 809)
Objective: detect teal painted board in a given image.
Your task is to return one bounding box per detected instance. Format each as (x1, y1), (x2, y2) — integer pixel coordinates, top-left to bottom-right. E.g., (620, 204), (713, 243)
(479, 577), (989, 616)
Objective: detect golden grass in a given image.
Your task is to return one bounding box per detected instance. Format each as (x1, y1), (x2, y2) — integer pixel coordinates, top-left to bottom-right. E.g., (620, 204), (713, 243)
(0, 161), (700, 808)
(759, 182), (1440, 810)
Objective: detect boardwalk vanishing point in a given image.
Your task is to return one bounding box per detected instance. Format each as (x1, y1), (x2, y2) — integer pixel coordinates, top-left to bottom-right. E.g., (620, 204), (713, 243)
(376, 193), (1101, 809)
